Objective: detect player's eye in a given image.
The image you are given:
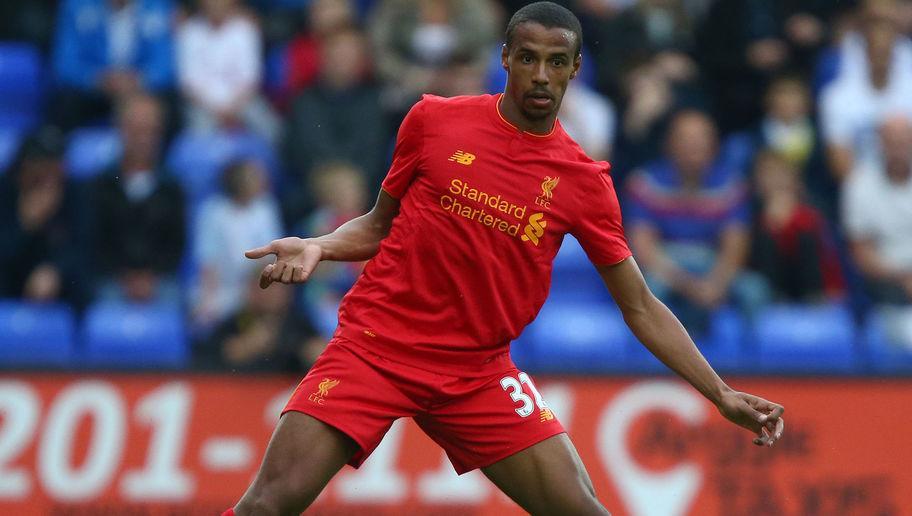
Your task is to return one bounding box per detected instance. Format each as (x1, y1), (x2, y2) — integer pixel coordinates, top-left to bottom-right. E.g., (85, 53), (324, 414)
(552, 59), (565, 67)
(520, 55), (533, 64)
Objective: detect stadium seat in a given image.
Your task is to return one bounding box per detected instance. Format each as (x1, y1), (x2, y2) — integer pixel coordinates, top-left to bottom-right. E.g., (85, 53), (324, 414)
(520, 300), (633, 374)
(81, 301), (187, 368)
(0, 300), (76, 367)
(0, 43), (44, 130)
(65, 126), (121, 179)
(0, 126), (23, 175)
(862, 307), (912, 374)
(549, 236), (610, 303)
(165, 129), (282, 203)
(752, 303), (858, 374)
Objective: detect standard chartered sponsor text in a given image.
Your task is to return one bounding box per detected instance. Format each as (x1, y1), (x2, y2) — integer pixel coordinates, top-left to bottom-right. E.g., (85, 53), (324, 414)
(440, 178), (526, 236)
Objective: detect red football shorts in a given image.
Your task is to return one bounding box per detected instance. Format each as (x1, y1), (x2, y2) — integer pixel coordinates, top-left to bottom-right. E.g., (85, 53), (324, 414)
(282, 337), (565, 474)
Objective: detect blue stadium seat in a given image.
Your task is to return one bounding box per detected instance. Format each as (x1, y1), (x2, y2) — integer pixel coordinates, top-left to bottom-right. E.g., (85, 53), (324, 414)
(549, 236), (609, 303)
(699, 307), (746, 371)
(862, 308), (912, 374)
(264, 43), (289, 98)
(0, 300), (76, 367)
(813, 47), (842, 96)
(65, 127), (121, 179)
(0, 43), (44, 130)
(0, 126), (23, 175)
(519, 300), (632, 374)
(81, 301), (187, 368)
(165, 130), (281, 203)
(752, 303), (858, 373)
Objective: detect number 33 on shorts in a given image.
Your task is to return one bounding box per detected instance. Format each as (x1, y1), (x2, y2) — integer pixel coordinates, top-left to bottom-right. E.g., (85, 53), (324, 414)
(501, 372), (554, 422)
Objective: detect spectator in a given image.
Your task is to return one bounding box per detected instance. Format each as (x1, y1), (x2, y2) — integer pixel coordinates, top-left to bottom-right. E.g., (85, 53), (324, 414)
(295, 161), (368, 336)
(89, 93), (185, 303)
(369, 0), (497, 110)
(820, 0), (912, 181)
(696, 0), (791, 132)
(625, 110), (768, 334)
(558, 81), (616, 161)
(750, 150), (845, 302)
(0, 0), (58, 52)
(0, 127), (88, 307)
(51, 0), (176, 130)
(285, 25), (385, 213)
(177, 0), (280, 144)
(754, 75), (834, 214)
(197, 267), (324, 372)
(843, 116), (912, 306)
(281, 0), (359, 104)
(576, 0), (700, 100)
(193, 159), (283, 329)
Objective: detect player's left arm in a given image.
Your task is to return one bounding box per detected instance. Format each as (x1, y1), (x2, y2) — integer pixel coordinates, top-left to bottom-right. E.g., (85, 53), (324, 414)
(596, 256), (785, 447)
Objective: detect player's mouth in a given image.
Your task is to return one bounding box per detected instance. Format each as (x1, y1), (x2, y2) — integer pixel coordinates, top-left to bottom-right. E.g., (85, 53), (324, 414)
(525, 91), (553, 109)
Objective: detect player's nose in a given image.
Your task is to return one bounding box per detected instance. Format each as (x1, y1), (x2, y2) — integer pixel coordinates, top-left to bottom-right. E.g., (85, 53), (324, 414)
(532, 62), (549, 84)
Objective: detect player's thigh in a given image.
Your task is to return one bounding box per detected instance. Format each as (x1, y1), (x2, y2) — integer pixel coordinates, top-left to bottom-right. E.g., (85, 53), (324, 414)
(482, 433), (609, 516)
(238, 411), (357, 515)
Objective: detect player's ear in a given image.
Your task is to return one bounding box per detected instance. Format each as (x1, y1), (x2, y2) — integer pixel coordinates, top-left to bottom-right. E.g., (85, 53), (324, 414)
(501, 43), (509, 71)
(570, 52), (582, 79)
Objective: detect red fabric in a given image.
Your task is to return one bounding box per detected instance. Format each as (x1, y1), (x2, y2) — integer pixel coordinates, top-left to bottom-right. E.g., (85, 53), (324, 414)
(335, 93), (631, 377)
(763, 204), (845, 295)
(221, 508), (234, 516)
(283, 337), (565, 474)
(286, 36), (321, 95)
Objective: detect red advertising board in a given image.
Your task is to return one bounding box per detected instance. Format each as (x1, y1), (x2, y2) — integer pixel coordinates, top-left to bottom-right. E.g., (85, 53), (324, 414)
(0, 374), (909, 515)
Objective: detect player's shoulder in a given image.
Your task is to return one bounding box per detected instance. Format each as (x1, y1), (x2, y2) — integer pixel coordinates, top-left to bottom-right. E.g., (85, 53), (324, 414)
(414, 93), (496, 116)
(554, 124), (612, 175)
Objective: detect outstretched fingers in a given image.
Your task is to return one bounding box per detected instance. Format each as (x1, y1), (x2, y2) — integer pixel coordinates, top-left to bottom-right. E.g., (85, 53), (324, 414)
(245, 243), (275, 259)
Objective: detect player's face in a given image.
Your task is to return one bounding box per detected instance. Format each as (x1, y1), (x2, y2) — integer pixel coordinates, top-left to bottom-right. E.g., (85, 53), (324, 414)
(502, 22), (580, 124)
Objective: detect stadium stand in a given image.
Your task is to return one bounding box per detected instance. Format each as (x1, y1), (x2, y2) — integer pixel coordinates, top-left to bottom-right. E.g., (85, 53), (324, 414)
(0, 43), (45, 131)
(0, 300), (76, 367)
(81, 301), (187, 368)
(64, 126), (121, 179)
(752, 303), (858, 374)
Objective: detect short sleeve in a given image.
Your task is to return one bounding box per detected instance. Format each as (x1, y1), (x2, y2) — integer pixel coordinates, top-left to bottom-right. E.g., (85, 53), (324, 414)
(571, 170), (632, 266)
(381, 98), (427, 199)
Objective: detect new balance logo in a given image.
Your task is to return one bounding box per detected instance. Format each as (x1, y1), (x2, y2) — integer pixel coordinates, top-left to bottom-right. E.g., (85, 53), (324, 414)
(448, 150), (476, 165)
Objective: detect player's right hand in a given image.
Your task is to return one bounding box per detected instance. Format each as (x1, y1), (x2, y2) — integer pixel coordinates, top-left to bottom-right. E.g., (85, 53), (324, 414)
(245, 237), (323, 289)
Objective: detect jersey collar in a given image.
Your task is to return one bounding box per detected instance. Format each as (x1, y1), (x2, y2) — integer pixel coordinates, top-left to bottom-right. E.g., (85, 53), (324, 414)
(492, 93), (559, 140)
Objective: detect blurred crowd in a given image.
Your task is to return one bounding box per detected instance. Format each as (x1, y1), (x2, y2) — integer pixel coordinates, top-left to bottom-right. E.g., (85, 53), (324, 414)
(2, 0), (912, 372)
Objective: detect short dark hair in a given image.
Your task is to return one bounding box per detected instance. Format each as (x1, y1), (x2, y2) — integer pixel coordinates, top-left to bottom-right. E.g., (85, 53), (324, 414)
(505, 2), (583, 56)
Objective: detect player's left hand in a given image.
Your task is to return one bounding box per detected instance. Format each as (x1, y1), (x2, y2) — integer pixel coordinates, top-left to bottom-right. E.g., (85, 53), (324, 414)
(715, 390), (785, 447)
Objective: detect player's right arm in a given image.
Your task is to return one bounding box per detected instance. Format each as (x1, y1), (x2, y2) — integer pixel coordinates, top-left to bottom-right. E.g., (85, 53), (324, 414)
(244, 190), (400, 289)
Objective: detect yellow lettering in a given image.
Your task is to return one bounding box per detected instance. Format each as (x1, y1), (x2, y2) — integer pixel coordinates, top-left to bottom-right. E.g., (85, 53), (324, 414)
(497, 220), (509, 231)
(514, 204), (527, 220)
(477, 190), (489, 206)
(449, 179), (462, 195)
(440, 195), (454, 210)
(521, 212), (547, 246)
(483, 214), (494, 226)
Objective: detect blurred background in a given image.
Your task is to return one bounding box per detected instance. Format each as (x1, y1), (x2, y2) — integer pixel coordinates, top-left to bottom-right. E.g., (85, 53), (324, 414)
(0, 0), (911, 514)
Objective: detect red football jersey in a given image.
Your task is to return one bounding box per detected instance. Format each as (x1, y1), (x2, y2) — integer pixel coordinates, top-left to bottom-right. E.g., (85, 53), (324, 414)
(334, 93), (631, 376)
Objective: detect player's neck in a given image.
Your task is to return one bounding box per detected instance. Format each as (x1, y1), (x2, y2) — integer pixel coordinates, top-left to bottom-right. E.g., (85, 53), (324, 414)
(497, 94), (557, 136)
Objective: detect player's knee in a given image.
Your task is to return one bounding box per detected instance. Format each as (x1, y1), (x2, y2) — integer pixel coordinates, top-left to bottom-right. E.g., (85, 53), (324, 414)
(546, 480), (608, 515)
(238, 468), (312, 515)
